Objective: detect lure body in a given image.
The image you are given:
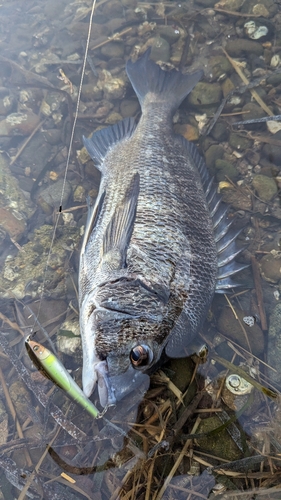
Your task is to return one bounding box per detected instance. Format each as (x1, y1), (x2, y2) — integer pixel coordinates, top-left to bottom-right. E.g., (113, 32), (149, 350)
(26, 339), (100, 418)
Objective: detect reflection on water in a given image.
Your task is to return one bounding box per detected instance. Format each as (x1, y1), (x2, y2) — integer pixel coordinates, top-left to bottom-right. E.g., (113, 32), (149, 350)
(0, 0), (280, 498)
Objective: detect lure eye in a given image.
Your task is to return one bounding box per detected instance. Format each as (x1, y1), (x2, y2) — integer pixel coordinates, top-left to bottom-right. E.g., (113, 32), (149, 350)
(33, 344), (39, 352)
(130, 345), (149, 367)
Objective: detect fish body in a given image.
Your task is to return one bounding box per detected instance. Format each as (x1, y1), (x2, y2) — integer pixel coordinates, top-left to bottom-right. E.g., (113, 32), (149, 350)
(79, 51), (246, 407)
(25, 338), (100, 418)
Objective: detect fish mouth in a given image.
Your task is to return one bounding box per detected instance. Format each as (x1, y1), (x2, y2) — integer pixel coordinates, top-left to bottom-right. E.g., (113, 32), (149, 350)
(95, 360), (150, 408)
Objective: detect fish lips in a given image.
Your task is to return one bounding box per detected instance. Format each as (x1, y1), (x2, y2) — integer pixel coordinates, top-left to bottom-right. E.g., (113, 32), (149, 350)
(95, 360), (150, 408)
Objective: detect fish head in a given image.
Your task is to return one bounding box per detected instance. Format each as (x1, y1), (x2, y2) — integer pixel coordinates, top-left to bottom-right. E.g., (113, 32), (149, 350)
(82, 307), (165, 408)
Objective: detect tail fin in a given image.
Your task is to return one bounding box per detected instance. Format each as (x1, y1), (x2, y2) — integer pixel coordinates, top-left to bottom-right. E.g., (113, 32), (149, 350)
(126, 49), (203, 111)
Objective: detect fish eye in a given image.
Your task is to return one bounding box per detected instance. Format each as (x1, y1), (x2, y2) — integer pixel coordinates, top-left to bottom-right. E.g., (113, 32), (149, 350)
(130, 345), (150, 367)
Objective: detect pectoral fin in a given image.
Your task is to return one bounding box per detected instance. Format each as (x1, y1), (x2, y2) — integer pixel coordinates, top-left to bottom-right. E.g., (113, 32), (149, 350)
(102, 173), (140, 268)
(81, 191), (106, 255)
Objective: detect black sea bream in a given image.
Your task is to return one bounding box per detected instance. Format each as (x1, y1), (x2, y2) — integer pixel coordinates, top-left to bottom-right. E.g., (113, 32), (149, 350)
(79, 51), (245, 407)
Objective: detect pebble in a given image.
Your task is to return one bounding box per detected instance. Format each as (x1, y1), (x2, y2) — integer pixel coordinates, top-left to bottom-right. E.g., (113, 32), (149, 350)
(196, 415), (245, 460)
(217, 307), (264, 356)
(0, 111), (40, 136)
(208, 55), (232, 81)
(100, 41), (125, 59)
(120, 99), (140, 118)
(150, 36), (170, 63)
(267, 121), (281, 134)
(252, 174), (277, 201)
(204, 144), (225, 169)
(270, 54), (280, 68)
(215, 159), (239, 182)
(225, 39), (263, 57)
(174, 123), (199, 141)
(242, 102), (266, 126)
(228, 132), (253, 151)
(37, 179), (72, 214)
(259, 251), (281, 283)
(188, 82), (222, 107)
(263, 142), (281, 166)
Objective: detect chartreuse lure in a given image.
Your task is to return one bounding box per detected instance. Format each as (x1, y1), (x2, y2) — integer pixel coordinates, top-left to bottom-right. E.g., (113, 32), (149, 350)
(26, 337), (101, 419)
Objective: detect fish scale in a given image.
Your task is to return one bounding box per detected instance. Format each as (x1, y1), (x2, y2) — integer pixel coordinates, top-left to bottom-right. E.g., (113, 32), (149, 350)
(79, 50), (246, 407)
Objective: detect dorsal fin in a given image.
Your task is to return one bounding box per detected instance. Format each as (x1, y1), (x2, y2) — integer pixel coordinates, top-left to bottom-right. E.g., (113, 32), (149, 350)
(176, 135), (247, 292)
(83, 117), (137, 170)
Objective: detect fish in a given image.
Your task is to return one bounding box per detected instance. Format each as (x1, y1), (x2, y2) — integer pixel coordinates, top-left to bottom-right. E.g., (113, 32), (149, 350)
(25, 337), (101, 418)
(79, 50), (246, 407)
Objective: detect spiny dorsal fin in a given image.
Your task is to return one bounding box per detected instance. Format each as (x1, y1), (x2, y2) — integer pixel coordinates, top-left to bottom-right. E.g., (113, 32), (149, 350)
(177, 135), (247, 293)
(83, 117), (137, 170)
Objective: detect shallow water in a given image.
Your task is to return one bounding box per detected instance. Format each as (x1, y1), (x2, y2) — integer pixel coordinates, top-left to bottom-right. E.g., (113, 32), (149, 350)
(0, 0), (281, 498)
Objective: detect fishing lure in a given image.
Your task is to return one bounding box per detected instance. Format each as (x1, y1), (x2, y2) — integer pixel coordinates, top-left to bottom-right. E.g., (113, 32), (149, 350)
(25, 337), (101, 419)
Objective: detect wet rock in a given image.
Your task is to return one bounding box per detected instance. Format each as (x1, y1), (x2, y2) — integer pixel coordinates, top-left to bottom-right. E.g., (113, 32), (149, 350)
(105, 112), (123, 124)
(244, 19), (273, 40)
(9, 380), (33, 424)
(102, 0), (124, 17)
(0, 224), (80, 299)
(220, 185), (251, 211)
(17, 132), (55, 179)
(42, 128), (62, 145)
(188, 82), (222, 107)
(120, 98), (140, 118)
(81, 83), (102, 101)
(100, 41), (124, 59)
(241, 0), (278, 17)
(217, 307), (264, 356)
(225, 39), (263, 57)
(259, 251), (281, 283)
(0, 154), (34, 241)
(252, 4), (270, 16)
(267, 121), (281, 135)
(208, 55), (232, 81)
(262, 143), (281, 166)
(215, 159), (239, 182)
(0, 207), (26, 241)
(215, 0), (245, 9)
(40, 91), (67, 124)
(57, 317), (81, 357)
(37, 179), (72, 214)
(267, 303), (281, 386)
(221, 77), (236, 98)
(174, 123), (199, 141)
(242, 102), (266, 126)
(168, 357), (195, 393)
(252, 174), (277, 202)
(204, 144), (225, 169)
(96, 70), (126, 100)
(73, 185), (85, 203)
(196, 415), (244, 460)
(150, 36), (170, 63)
(0, 111), (40, 136)
(228, 132), (253, 151)
(210, 122), (228, 141)
(157, 25), (181, 44)
(0, 90), (15, 116)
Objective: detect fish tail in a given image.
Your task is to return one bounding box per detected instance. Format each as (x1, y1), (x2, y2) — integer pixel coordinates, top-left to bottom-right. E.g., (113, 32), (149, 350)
(126, 49), (203, 111)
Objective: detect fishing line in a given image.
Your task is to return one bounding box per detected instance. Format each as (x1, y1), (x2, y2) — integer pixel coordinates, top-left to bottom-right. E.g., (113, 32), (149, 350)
(32, 0), (97, 332)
